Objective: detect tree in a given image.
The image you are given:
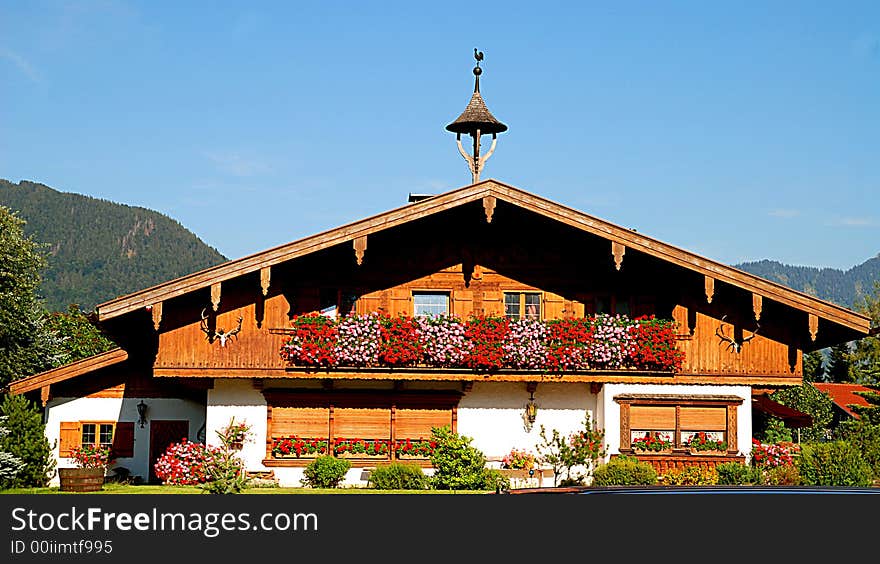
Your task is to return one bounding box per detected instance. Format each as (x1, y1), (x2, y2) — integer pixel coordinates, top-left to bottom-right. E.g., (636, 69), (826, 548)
(535, 415), (606, 486)
(0, 394), (54, 487)
(771, 383), (834, 442)
(45, 304), (116, 365)
(851, 281), (880, 385)
(802, 350), (826, 383)
(826, 343), (855, 383)
(0, 206), (61, 387)
(0, 416), (25, 488)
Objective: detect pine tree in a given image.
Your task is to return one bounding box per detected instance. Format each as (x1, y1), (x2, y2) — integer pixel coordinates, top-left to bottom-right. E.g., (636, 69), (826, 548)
(803, 350), (826, 382)
(851, 281), (880, 385)
(826, 343), (855, 383)
(0, 394), (54, 487)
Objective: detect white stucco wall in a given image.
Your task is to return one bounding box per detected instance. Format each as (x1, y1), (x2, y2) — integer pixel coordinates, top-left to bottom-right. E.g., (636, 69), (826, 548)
(599, 382), (753, 460)
(44, 396), (205, 486)
(457, 382), (596, 464)
(206, 378), (268, 474)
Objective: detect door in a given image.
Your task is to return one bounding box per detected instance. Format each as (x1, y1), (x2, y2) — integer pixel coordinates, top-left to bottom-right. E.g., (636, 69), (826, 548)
(149, 420), (190, 483)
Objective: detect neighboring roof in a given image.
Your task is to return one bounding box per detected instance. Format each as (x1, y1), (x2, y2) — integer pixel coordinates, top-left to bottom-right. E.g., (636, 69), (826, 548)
(752, 394), (813, 428)
(94, 179), (871, 338)
(812, 382), (876, 419)
(6, 348), (128, 395)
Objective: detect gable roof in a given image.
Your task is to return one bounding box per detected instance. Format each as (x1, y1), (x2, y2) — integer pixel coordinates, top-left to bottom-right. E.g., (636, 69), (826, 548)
(5, 348), (128, 395)
(812, 382), (876, 419)
(94, 179), (871, 338)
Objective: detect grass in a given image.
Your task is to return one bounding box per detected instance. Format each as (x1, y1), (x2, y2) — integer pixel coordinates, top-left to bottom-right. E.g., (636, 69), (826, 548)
(1, 483), (489, 495)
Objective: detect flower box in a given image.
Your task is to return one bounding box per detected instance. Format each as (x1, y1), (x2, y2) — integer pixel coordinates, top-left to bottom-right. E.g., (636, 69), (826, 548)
(688, 449), (727, 456)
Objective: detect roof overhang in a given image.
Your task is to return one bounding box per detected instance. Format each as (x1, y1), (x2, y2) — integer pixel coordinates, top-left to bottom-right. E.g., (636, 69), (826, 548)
(94, 179), (872, 340)
(5, 348), (128, 396)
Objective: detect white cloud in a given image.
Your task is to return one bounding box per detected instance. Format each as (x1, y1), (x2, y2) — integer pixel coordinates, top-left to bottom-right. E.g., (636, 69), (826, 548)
(828, 217), (878, 227)
(0, 48), (42, 82)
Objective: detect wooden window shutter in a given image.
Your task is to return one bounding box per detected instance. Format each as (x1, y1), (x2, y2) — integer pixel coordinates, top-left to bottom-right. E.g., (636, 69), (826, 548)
(482, 290), (503, 315)
(112, 422), (135, 458)
(679, 407), (727, 431)
(630, 406), (676, 430)
(452, 290), (473, 318)
(543, 292), (566, 320)
(333, 407), (392, 439)
(58, 422), (80, 457)
(356, 292), (383, 315)
(270, 407), (331, 439)
(389, 289), (412, 317)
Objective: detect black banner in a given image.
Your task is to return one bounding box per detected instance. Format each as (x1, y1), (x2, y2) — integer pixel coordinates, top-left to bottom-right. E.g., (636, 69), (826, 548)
(1, 489), (876, 560)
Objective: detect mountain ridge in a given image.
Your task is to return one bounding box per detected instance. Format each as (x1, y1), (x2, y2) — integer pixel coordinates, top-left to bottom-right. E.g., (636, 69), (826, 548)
(0, 179), (228, 312)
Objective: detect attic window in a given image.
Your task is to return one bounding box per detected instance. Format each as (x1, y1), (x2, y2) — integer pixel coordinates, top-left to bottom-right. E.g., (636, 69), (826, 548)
(504, 292), (541, 320)
(413, 292), (449, 317)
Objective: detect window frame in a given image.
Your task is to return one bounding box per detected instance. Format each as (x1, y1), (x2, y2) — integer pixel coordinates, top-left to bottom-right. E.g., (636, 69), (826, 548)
(615, 395), (742, 455)
(503, 291), (543, 321)
(79, 421), (116, 449)
(412, 291), (451, 317)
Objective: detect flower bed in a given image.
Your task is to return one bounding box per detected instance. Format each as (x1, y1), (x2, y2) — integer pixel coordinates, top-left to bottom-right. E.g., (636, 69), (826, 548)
(394, 438), (437, 458)
(271, 437), (329, 458)
(280, 312), (683, 372)
(333, 438), (391, 457)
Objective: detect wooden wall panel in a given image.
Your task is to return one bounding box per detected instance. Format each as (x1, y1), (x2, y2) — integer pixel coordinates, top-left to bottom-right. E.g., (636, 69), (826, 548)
(333, 408), (391, 438)
(395, 409), (452, 438)
(271, 407), (330, 438)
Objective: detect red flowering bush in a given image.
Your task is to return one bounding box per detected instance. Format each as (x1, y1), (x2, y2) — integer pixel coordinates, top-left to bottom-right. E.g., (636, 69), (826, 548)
(271, 437), (329, 458)
(394, 438), (437, 458)
(70, 444), (114, 469)
(279, 313), (337, 367)
(154, 439), (219, 485)
(751, 438), (800, 468)
(378, 314), (422, 367)
(463, 315), (509, 371)
(280, 312), (685, 372)
(629, 315), (684, 372)
(333, 438), (391, 456)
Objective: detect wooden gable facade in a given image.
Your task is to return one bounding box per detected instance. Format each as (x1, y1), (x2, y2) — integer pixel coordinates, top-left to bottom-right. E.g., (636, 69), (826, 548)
(95, 179), (869, 383)
(9, 179), (872, 483)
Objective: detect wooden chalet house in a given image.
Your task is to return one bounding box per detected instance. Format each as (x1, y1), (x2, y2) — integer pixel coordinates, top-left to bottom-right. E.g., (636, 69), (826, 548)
(6, 57), (872, 487)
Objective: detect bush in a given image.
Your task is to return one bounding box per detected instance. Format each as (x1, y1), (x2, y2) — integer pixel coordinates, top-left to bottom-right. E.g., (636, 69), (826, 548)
(368, 462), (429, 490)
(154, 440), (217, 485)
(0, 394), (54, 487)
(835, 419), (880, 480)
(301, 455), (351, 488)
(659, 466), (718, 486)
(761, 464), (801, 486)
(715, 462), (760, 485)
(797, 441), (873, 487)
(429, 426), (491, 490)
(591, 455), (657, 486)
(481, 468), (510, 492)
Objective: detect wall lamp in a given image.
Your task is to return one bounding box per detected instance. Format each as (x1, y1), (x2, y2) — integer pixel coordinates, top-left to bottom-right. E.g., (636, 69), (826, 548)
(525, 391), (538, 424)
(137, 400), (148, 428)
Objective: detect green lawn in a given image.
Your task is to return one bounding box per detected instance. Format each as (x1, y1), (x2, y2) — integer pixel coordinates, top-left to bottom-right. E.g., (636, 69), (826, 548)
(1, 483), (489, 494)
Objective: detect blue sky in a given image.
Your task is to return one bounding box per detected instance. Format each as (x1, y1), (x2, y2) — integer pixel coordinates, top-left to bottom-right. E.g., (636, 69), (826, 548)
(2, 1), (879, 270)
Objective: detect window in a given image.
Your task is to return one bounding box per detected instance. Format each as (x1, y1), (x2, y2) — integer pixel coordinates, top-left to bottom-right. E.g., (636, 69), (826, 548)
(81, 423), (114, 449)
(319, 289), (358, 318)
(504, 292), (541, 320)
(616, 396), (741, 455)
(413, 292), (449, 317)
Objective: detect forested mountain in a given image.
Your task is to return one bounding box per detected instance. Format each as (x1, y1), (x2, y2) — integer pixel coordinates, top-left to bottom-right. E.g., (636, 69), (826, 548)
(0, 179), (227, 312)
(735, 257), (880, 308)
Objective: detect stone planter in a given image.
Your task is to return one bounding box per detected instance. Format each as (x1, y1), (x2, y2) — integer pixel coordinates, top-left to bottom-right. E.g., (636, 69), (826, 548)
(59, 467), (105, 492)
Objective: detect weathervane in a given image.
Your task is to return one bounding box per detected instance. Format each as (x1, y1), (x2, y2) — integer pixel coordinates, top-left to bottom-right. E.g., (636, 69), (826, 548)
(446, 48), (507, 184)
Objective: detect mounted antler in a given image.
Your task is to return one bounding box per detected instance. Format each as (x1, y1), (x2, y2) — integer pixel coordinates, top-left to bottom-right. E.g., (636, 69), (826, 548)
(200, 308), (243, 347)
(715, 315), (759, 353)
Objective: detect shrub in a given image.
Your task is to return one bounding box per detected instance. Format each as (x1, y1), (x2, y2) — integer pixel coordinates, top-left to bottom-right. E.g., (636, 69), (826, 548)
(761, 464), (801, 486)
(536, 415), (606, 485)
(301, 455), (351, 488)
(154, 439), (217, 485)
(368, 462), (429, 490)
(834, 419), (880, 480)
(591, 455), (657, 486)
(429, 426), (490, 490)
(0, 394), (54, 487)
(482, 468), (510, 491)
(201, 449), (249, 494)
(659, 466), (718, 486)
(797, 441), (873, 487)
(0, 416), (24, 488)
(715, 462), (760, 485)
